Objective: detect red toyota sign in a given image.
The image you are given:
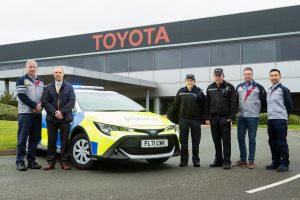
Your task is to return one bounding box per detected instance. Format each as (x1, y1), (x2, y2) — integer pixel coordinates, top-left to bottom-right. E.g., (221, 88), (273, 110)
(92, 26), (170, 51)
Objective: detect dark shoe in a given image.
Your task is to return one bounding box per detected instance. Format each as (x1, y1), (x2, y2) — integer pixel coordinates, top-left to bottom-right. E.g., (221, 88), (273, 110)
(277, 165), (289, 172)
(210, 161), (223, 168)
(223, 162), (231, 170)
(235, 160), (248, 167)
(265, 163), (279, 170)
(248, 161), (255, 169)
(61, 163), (71, 170)
(43, 163), (55, 170)
(16, 163), (27, 171)
(179, 162), (188, 167)
(193, 163), (200, 168)
(27, 161), (41, 169)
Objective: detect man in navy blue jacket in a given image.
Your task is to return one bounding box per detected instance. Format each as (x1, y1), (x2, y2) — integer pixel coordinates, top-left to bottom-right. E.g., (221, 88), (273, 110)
(167, 74), (205, 167)
(266, 69), (293, 172)
(42, 67), (75, 170)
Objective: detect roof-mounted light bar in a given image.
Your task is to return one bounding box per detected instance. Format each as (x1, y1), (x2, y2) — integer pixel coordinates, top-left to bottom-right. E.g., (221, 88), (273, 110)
(72, 85), (104, 90)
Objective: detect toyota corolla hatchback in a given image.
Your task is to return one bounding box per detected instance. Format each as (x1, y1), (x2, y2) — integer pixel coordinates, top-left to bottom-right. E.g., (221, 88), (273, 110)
(39, 86), (180, 169)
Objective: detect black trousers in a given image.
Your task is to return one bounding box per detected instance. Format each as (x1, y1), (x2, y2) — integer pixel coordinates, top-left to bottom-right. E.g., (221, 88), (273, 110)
(179, 119), (201, 164)
(210, 116), (231, 164)
(267, 119), (290, 167)
(46, 122), (70, 164)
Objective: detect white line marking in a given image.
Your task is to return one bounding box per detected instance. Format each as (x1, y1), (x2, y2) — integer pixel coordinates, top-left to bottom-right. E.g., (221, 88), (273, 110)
(288, 134), (300, 138)
(246, 174), (300, 194)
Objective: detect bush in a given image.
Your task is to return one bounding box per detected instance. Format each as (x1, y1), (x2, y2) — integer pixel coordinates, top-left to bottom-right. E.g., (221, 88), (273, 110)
(0, 91), (18, 107)
(0, 103), (18, 120)
(288, 114), (300, 124)
(234, 113), (300, 125)
(259, 113), (268, 125)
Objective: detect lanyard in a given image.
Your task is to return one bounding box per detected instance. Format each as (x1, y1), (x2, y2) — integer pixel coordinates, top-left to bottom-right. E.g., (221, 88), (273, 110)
(244, 86), (255, 102)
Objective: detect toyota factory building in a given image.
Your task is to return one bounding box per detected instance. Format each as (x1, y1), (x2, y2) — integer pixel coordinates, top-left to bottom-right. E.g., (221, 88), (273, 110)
(1, 5), (300, 114)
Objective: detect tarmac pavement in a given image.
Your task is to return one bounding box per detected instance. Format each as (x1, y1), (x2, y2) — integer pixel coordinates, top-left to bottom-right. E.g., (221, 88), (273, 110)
(0, 128), (299, 200)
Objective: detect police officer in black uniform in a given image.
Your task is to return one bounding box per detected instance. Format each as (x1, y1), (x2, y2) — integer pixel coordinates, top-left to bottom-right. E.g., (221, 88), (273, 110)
(205, 68), (237, 170)
(167, 74), (205, 167)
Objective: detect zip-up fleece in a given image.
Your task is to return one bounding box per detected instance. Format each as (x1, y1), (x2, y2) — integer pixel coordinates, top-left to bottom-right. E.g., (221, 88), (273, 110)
(267, 83), (293, 120)
(236, 80), (266, 117)
(16, 74), (45, 114)
(167, 85), (205, 123)
(205, 80), (237, 120)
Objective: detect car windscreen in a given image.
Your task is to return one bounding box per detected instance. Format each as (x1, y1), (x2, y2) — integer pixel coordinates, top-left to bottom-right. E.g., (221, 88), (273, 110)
(75, 90), (146, 112)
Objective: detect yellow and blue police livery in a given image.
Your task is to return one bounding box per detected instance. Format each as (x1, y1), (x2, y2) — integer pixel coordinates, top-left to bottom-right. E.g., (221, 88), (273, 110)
(39, 86), (180, 169)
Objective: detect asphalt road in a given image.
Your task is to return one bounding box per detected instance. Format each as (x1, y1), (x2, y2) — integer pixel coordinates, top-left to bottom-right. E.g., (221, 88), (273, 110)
(0, 128), (299, 200)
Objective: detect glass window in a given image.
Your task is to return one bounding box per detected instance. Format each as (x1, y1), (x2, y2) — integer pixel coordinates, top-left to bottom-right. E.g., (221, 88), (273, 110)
(83, 56), (106, 72)
(75, 90), (145, 112)
(129, 51), (153, 71)
(107, 54), (128, 73)
(37, 60), (48, 67)
(11, 63), (24, 70)
(44, 58), (85, 68)
(276, 37), (300, 61)
(182, 47), (209, 68)
(0, 65), (11, 71)
(242, 40), (275, 64)
(155, 49), (180, 70)
(210, 44), (240, 66)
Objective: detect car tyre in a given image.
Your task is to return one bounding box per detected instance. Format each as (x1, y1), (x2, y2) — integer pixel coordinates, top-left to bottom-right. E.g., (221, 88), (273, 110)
(70, 134), (95, 170)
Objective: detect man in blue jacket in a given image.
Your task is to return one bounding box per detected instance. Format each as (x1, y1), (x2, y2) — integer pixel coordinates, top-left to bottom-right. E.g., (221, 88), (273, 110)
(42, 67), (76, 170)
(15, 59), (45, 171)
(266, 68), (293, 172)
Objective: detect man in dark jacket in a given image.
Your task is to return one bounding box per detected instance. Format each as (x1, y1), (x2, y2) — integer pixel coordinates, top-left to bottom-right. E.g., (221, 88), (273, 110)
(167, 74), (205, 167)
(205, 68), (237, 170)
(42, 67), (76, 170)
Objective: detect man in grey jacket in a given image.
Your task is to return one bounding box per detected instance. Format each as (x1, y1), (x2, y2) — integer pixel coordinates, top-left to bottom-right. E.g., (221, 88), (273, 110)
(235, 67), (266, 169)
(15, 59), (45, 171)
(266, 68), (293, 172)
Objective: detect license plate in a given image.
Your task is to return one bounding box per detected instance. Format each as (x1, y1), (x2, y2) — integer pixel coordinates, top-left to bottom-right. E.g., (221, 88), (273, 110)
(141, 139), (168, 148)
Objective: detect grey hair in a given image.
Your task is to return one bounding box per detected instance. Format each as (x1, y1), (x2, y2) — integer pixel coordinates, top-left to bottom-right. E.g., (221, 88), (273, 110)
(25, 59), (37, 68)
(53, 66), (65, 73)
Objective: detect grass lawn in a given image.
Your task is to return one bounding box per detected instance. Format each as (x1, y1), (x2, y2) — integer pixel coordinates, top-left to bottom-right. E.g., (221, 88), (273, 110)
(0, 120), (299, 151)
(0, 120), (17, 150)
(257, 124), (300, 131)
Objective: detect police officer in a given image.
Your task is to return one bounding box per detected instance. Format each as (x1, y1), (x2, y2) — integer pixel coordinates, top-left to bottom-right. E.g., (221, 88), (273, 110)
(15, 59), (45, 171)
(205, 68), (237, 170)
(167, 74), (205, 167)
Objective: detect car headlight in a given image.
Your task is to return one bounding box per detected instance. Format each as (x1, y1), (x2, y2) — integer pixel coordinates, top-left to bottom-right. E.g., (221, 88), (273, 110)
(164, 124), (176, 131)
(164, 124), (179, 137)
(93, 122), (131, 136)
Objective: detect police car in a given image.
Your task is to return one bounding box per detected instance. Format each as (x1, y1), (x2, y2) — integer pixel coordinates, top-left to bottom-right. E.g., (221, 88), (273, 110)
(39, 86), (180, 169)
